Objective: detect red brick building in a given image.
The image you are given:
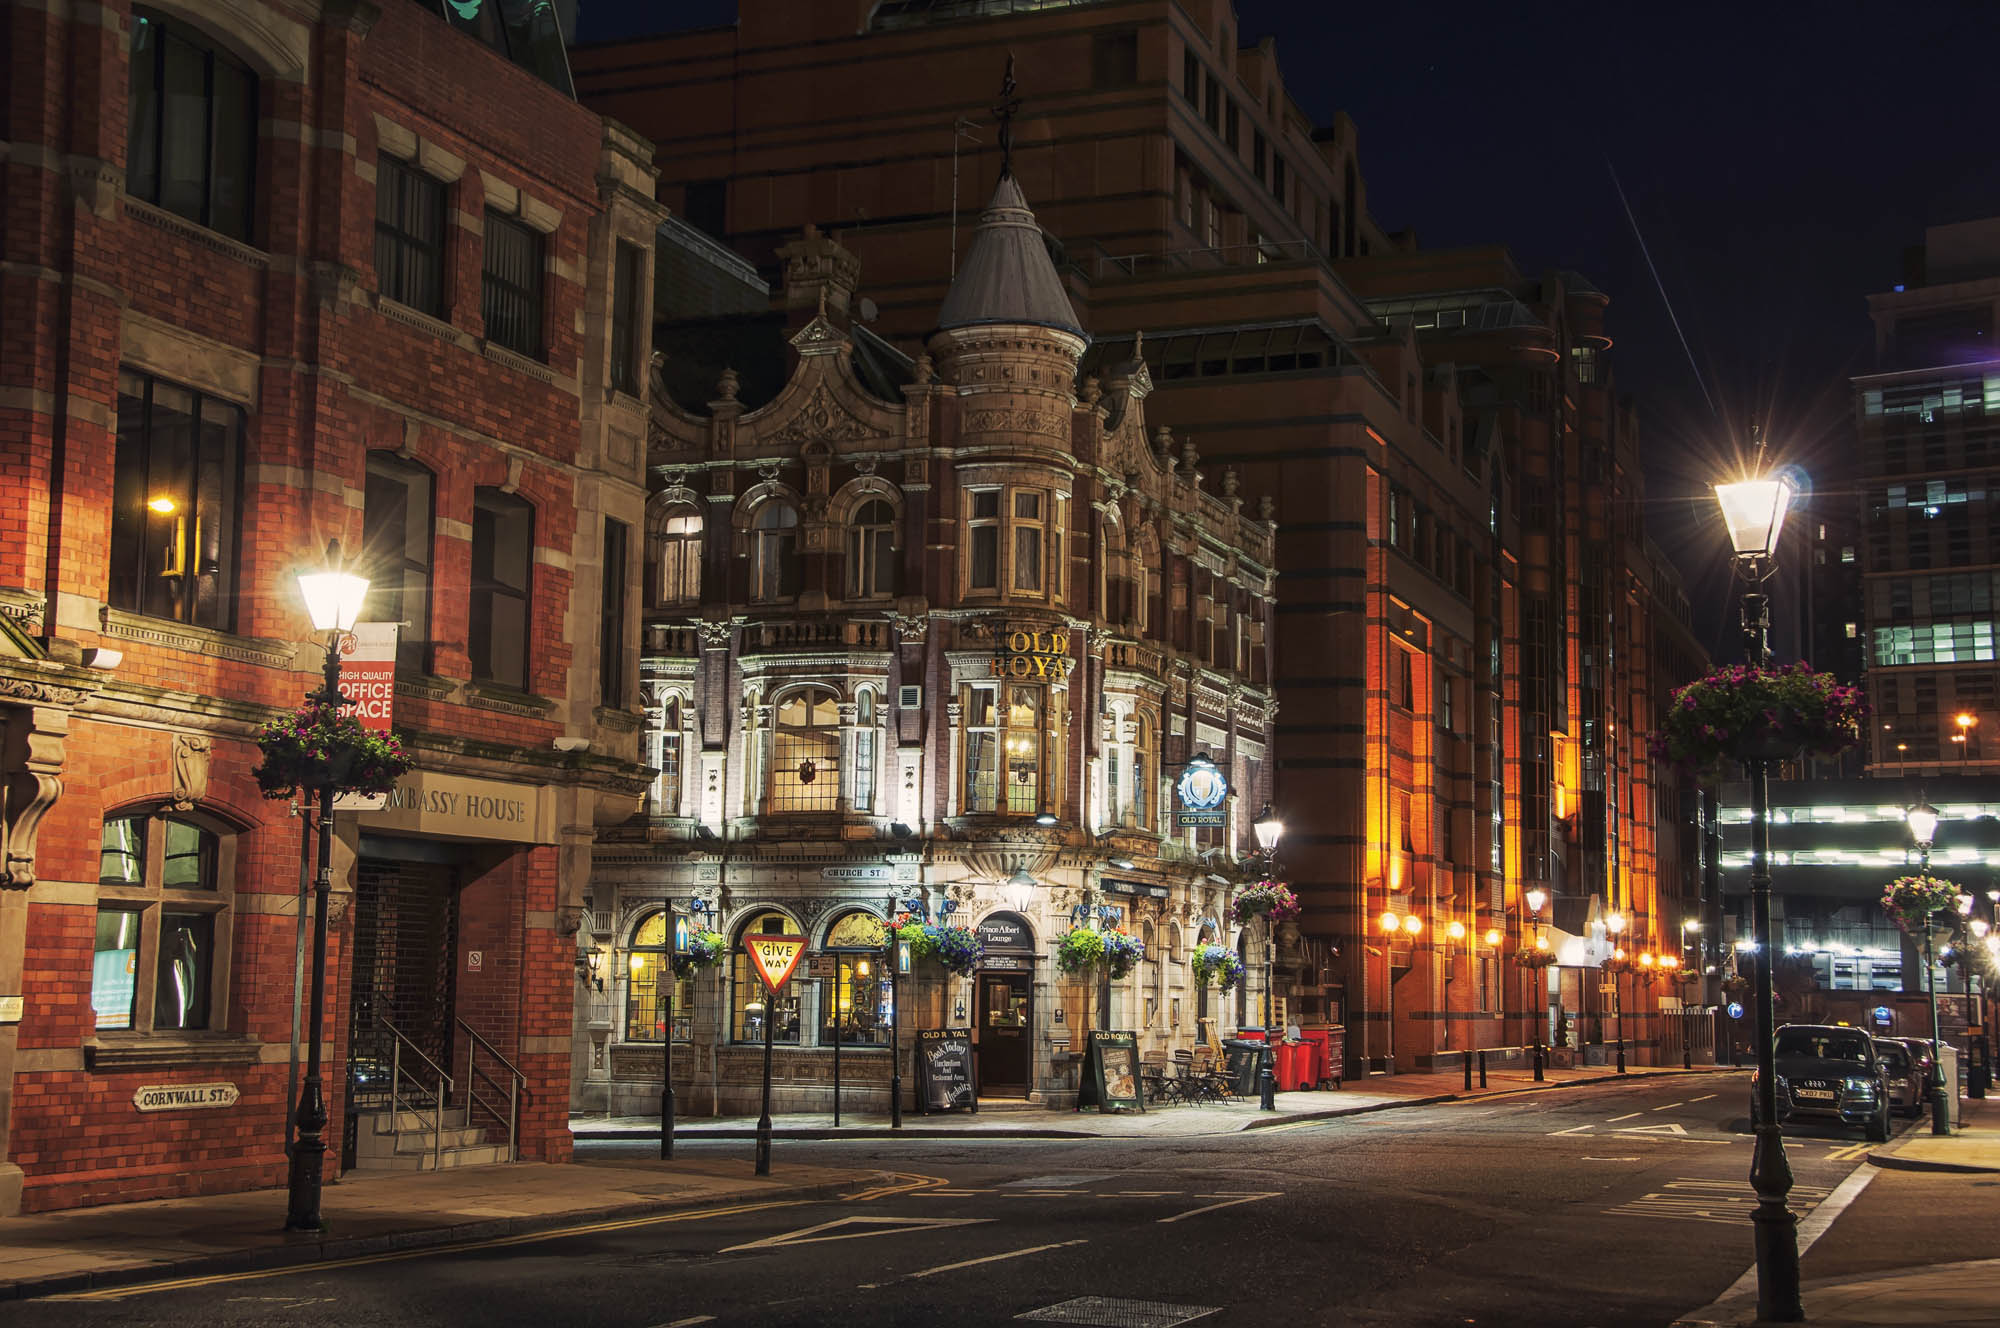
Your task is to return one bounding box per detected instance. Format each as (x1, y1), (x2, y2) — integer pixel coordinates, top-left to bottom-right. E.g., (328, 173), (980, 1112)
(0, 0), (659, 1213)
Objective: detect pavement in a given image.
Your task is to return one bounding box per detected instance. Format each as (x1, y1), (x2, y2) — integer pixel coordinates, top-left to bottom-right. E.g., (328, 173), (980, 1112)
(572, 1061), (1735, 1140)
(1673, 1097), (2000, 1327)
(0, 1059), (1728, 1303)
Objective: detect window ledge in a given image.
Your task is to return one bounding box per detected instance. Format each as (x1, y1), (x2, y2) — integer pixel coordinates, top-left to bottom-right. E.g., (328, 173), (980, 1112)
(86, 1033), (261, 1073)
(395, 672), (458, 702)
(593, 705), (644, 733)
(375, 296), (476, 351)
(125, 198), (270, 269)
(464, 681), (555, 718)
(101, 609), (297, 670)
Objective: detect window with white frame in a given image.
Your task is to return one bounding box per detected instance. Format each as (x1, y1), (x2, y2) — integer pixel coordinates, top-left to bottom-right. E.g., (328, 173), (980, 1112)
(848, 500), (896, 598)
(853, 689), (878, 813)
(962, 682), (1051, 815)
(965, 485), (1063, 600)
(651, 693), (685, 816)
(963, 685), (1000, 812)
(651, 505), (702, 606)
(968, 489), (1001, 589)
(769, 687), (840, 813)
(1132, 716), (1152, 828)
(1001, 686), (1044, 814)
(752, 502), (800, 602)
(1012, 491), (1044, 592)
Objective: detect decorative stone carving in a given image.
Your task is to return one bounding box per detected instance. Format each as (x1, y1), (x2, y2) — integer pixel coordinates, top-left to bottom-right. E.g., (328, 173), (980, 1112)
(697, 619), (734, 649)
(167, 733), (211, 811)
(894, 614), (929, 644)
(0, 701), (68, 889)
(558, 905), (585, 937)
(1259, 494), (1275, 522)
(771, 384), (880, 445)
(963, 407), (1067, 440)
(912, 354), (935, 385)
(716, 367), (740, 403)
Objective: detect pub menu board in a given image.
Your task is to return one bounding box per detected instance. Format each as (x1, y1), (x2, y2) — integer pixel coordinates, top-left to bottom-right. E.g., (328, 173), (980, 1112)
(1077, 1030), (1145, 1114)
(916, 1028), (979, 1114)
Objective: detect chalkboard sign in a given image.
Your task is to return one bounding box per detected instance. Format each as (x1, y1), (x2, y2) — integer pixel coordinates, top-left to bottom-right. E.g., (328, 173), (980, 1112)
(916, 1028), (978, 1114)
(1077, 1031), (1144, 1114)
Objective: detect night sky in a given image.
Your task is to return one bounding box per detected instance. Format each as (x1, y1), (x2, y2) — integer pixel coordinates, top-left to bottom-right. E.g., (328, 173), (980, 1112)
(573, 1), (2000, 636)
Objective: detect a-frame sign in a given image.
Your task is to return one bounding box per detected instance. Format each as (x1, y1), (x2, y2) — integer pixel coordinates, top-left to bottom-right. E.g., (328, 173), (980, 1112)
(744, 934), (808, 992)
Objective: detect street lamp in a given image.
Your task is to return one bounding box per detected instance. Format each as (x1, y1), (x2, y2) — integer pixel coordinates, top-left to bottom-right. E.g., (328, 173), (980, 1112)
(1443, 920), (1465, 1052)
(1956, 712), (1978, 767)
(1525, 887), (1548, 1081)
(1717, 455), (1802, 1322)
(285, 540), (369, 1233)
(1908, 800), (1950, 1136)
(1250, 804), (1284, 1111)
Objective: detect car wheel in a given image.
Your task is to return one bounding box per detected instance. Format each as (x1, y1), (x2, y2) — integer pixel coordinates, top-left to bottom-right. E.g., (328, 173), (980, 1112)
(1866, 1105), (1889, 1143)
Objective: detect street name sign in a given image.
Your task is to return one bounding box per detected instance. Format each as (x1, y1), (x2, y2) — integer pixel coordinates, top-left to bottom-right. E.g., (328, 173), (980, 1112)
(745, 934), (808, 991)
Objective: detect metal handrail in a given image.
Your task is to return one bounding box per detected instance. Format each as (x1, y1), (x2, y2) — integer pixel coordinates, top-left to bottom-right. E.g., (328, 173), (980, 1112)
(455, 1019), (525, 1162)
(381, 1016), (453, 1174)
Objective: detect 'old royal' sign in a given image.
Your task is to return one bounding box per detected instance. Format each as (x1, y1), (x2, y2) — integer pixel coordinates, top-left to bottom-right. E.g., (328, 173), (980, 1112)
(990, 629), (1076, 680)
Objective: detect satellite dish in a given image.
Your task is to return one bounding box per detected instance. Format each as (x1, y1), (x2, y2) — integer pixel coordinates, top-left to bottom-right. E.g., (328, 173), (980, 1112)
(858, 297), (879, 323)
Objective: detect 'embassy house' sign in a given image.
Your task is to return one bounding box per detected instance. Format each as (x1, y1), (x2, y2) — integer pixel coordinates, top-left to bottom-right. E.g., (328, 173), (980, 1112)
(990, 628), (1076, 680)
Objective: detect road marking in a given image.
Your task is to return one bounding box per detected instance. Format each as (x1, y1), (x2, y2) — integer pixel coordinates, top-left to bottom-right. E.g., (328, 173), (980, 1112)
(650, 1318), (716, 1327)
(902, 1238), (1089, 1280)
(1718, 1165), (1880, 1301)
(1006, 1191), (1083, 1198)
(1652, 1101), (1685, 1111)
(1159, 1192), (1281, 1224)
(1689, 1094), (1716, 1103)
(1615, 1122), (1689, 1137)
(1581, 1156), (1641, 1162)
(843, 1172), (951, 1202)
(45, 1198), (816, 1302)
(1114, 1190), (1184, 1196)
(1549, 1124), (1594, 1136)
(722, 1215), (991, 1253)
(1608, 1178), (1832, 1227)
(1607, 1112), (1643, 1122)
(918, 1188), (996, 1196)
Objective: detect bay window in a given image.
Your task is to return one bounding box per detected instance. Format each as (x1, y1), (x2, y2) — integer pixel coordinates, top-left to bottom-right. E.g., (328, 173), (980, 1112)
(769, 687), (840, 813)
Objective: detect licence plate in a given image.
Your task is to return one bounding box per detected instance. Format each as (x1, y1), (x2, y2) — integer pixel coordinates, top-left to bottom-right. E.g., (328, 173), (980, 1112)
(1795, 1088), (1834, 1100)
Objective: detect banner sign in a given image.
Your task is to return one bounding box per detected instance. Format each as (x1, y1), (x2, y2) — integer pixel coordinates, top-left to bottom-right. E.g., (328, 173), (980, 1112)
(1175, 753), (1229, 828)
(335, 622), (399, 812)
(917, 1028), (978, 1114)
(1077, 1030), (1144, 1114)
(744, 934), (808, 992)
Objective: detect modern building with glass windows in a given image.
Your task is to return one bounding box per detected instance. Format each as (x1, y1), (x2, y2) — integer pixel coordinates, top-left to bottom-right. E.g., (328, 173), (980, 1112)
(574, 176), (1278, 1116)
(0, 1), (659, 1213)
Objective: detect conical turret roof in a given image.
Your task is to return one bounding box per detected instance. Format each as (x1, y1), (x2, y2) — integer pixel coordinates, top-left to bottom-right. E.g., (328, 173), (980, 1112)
(934, 174), (1083, 337)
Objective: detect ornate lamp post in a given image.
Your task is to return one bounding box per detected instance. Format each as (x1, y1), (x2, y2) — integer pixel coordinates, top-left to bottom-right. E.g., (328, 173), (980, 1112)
(1525, 887), (1548, 1081)
(285, 541), (370, 1233)
(1907, 800), (1951, 1135)
(1716, 461), (1803, 1322)
(1251, 804), (1284, 1111)
(1605, 911), (1629, 1074)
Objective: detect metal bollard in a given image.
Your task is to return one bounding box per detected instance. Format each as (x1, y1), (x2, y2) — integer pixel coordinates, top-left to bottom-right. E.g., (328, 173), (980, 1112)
(1479, 1050), (1488, 1088)
(1463, 1051), (1472, 1090)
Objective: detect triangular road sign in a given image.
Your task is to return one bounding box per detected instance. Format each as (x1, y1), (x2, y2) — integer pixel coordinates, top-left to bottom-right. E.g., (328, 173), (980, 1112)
(745, 933), (808, 992)
(1613, 1122), (1689, 1136)
(721, 1216), (990, 1253)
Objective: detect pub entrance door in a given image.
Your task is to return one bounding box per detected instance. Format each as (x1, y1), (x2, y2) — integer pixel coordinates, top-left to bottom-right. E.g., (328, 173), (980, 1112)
(977, 970), (1033, 1097)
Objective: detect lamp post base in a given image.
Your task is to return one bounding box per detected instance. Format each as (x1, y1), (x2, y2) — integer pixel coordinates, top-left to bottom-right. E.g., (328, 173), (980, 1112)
(1750, 1122), (1804, 1321)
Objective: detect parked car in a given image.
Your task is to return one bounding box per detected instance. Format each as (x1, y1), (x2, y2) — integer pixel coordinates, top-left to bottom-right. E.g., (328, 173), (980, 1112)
(1892, 1036), (1941, 1108)
(1873, 1038), (1926, 1118)
(1750, 1024), (1892, 1141)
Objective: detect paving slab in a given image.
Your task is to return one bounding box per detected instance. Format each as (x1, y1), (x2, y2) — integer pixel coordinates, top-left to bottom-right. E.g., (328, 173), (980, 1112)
(1865, 1096), (2000, 1173)
(1675, 1256), (2000, 1327)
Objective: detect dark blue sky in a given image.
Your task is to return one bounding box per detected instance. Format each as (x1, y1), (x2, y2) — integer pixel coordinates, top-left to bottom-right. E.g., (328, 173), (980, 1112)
(574, 1), (2000, 611)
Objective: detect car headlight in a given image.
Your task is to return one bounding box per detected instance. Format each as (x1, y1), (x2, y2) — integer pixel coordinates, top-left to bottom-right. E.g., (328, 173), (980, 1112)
(1844, 1076), (1876, 1096)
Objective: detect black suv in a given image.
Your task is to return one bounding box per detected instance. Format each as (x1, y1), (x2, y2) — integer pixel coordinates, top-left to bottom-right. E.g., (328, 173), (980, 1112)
(1750, 1024), (1892, 1141)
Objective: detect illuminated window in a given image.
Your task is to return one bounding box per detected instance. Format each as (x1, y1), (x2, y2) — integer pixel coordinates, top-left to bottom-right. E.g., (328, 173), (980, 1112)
(93, 812), (233, 1035)
(650, 693), (685, 816)
(769, 688), (841, 813)
(110, 370), (245, 631)
(751, 502), (800, 602)
(624, 911), (693, 1043)
(732, 910), (802, 1044)
(651, 506), (703, 606)
(849, 500), (897, 598)
(854, 689), (878, 814)
(821, 911), (889, 1046)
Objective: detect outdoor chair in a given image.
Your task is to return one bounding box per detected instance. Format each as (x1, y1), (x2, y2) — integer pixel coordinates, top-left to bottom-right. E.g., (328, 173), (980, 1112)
(1192, 1045), (1240, 1102)
(1140, 1052), (1183, 1106)
(1172, 1048), (1229, 1104)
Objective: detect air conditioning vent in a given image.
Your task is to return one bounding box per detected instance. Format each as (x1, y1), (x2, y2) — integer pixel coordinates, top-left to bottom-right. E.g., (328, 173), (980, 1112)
(898, 685), (922, 710)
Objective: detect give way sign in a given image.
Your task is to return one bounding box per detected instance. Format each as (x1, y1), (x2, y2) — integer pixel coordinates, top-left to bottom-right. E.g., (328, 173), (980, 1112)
(744, 934), (808, 992)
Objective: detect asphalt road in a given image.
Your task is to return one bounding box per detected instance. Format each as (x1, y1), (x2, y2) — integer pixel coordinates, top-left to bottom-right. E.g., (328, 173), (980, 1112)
(21, 1072), (1916, 1328)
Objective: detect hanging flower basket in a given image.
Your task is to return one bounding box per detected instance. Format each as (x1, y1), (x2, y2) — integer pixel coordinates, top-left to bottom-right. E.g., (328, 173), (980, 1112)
(1721, 973), (1752, 1002)
(929, 924), (984, 978)
(1101, 927), (1146, 980)
(254, 700), (414, 800)
(1601, 953), (1635, 975)
(1233, 881), (1301, 926)
(1881, 873), (1962, 935)
(1191, 943), (1246, 991)
(870, 914), (940, 963)
(1649, 662), (1867, 783)
(671, 929), (727, 978)
(1513, 948), (1559, 970)
(1055, 927), (1106, 975)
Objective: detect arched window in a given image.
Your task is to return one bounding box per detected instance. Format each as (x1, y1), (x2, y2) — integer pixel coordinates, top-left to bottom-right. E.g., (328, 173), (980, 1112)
(94, 810), (235, 1034)
(128, 10), (257, 241)
(1132, 716), (1152, 829)
(821, 910), (889, 1046)
(848, 500), (896, 599)
(732, 909), (803, 1043)
(652, 507), (702, 607)
(853, 689), (878, 814)
(769, 687), (840, 813)
(624, 911), (692, 1044)
(650, 694), (685, 816)
(751, 502), (800, 602)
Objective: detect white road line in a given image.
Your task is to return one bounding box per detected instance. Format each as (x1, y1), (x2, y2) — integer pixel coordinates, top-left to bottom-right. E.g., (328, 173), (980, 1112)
(1717, 1164), (1881, 1302)
(1159, 1192), (1281, 1224)
(1114, 1190), (1184, 1196)
(1690, 1094), (1716, 1103)
(650, 1318), (716, 1327)
(1607, 1112), (1643, 1122)
(1548, 1123), (1594, 1136)
(903, 1238), (1090, 1280)
(1652, 1101), (1686, 1111)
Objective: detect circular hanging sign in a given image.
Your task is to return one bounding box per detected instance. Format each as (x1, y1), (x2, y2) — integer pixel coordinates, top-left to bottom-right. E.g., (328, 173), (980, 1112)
(1176, 753), (1229, 827)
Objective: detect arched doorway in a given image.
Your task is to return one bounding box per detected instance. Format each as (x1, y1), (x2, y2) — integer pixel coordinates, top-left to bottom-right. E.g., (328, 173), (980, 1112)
(975, 911), (1036, 1097)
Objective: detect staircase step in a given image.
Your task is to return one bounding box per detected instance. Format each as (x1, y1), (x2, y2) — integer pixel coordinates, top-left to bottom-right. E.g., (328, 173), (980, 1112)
(356, 1107), (469, 1135)
(368, 1142), (510, 1171)
(392, 1125), (488, 1154)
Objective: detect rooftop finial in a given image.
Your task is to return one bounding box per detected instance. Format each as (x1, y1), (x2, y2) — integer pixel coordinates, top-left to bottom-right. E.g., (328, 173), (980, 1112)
(993, 54), (1021, 178)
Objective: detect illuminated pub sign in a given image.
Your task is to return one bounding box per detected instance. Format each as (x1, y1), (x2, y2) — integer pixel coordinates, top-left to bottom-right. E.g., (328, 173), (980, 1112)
(1175, 753), (1229, 828)
(991, 628), (1076, 680)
